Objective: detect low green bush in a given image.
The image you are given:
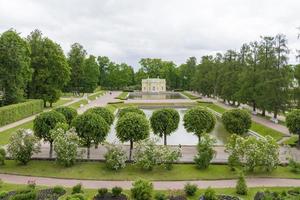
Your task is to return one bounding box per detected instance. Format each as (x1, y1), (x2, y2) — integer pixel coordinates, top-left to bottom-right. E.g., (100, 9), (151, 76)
(236, 172), (247, 195)
(154, 192), (168, 200)
(107, 101), (124, 104)
(10, 189), (37, 200)
(203, 187), (217, 200)
(72, 183), (83, 194)
(131, 179), (153, 200)
(112, 186), (123, 197)
(0, 148), (5, 165)
(0, 190), (8, 198)
(66, 193), (86, 200)
(53, 185), (65, 195)
(184, 183), (198, 196)
(0, 99), (43, 126)
(97, 188), (108, 196)
(289, 159), (300, 173)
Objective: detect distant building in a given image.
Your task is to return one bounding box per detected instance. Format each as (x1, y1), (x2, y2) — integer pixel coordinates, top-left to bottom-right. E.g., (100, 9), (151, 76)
(142, 78), (166, 92)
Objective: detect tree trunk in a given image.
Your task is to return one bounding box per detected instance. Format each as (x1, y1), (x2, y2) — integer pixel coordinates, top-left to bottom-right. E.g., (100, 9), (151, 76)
(298, 134), (300, 148)
(49, 141), (53, 158)
(164, 134), (167, 146)
(262, 109), (266, 116)
(253, 102), (256, 112)
(50, 102), (52, 107)
(129, 140), (133, 161)
(87, 146), (90, 159)
(274, 110), (278, 119)
(198, 135), (201, 143)
(43, 100), (46, 108)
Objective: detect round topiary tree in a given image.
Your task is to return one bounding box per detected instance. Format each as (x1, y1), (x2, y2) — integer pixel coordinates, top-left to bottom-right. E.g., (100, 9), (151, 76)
(286, 109), (300, 147)
(116, 112), (150, 161)
(85, 107), (114, 125)
(55, 107), (77, 125)
(150, 108), (180, 145)
(222, 109), (251, 135)
(33, 110), (66, 158)
(183, 107), (216, 142)
(72, 112), (109, 158)
(118, 107), (145, 118)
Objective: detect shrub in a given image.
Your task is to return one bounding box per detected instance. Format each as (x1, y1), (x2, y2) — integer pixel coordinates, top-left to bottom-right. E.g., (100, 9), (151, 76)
(194, 133), (216, 169)
(0, 148), (5, 165)
(154, 193), (168, 200)
(203, 187), (217, 200)
(184, 183), (198, 196)
(236, 172), (247, 195)
(0, 99), (43, 126)
(85, 107), (114, 125)
(104, 144), (127, 170)
(289, 159), (300, 173)
(72, 183), (83, 194)
(286, 109), (300, 146)
(55, 107), (77, 125)
(10, 190), (37, 200)
(98, 188), (108, 196)
(66, 193), (86, 200)
(53, 128), (81, 167)
(53, 185), (65, 195)
(131, 179), (153, 200)
(112, 186), (123, 197)
(222, 109), (251, 135)
(0, 191), (8, 198)
(183, 107), (215, 141)
(7, 129), (41, 165)
(118, 107), (145, 118)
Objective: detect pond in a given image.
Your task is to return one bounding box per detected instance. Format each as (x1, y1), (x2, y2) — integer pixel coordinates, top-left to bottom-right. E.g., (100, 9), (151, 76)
(107, 107), (231, 145)
(127, 92), (186, 100)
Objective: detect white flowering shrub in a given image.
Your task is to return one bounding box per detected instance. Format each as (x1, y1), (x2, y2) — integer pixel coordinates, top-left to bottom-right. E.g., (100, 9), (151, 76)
(104, 143), (127, 170)
(53, 128), (81, 167)
(134, 138), (181, 170)
(225, 134), (279, 172)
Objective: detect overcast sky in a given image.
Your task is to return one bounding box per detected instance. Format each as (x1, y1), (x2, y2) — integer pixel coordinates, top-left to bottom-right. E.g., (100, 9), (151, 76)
(0, 0), (299, 69)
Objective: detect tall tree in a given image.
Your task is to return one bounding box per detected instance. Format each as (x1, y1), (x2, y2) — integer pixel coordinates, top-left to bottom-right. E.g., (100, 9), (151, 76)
(27, 30), (70, 107)
(67, 43), (86, 95)
(178, 57), (197, 90)
(83, 55), (100, 93)
(97, 56), (110, 87)
(0, 29), (32, 105)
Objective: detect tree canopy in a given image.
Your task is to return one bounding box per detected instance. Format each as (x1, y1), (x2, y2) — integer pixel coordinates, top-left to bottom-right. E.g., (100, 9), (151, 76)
(222, 109), (252, 135)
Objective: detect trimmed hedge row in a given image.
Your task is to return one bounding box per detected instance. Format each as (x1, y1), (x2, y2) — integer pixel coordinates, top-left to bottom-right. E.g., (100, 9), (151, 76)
(0, 99), (44, 126)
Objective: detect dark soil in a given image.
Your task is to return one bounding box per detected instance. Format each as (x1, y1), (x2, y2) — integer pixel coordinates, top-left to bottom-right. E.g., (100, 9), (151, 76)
(93, 192), (127, 200)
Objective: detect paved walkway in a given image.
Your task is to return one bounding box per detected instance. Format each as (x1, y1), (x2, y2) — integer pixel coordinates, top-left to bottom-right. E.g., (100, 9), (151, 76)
(1, 173), (300, 189)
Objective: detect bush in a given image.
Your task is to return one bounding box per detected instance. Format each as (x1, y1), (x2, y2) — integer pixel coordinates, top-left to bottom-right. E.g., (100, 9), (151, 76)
(154, 193), (168, 200)
(222, 109), (251, 135)
(0, 148), (5, 165)
(85, 107), (114, 125)
(236, 172), (247, 195)
(98, 188), (108, 196)
(66, 193), (86, 200)
(0, 191), (8, 198)
(72, 183), (83, 194)
(286, 109), (300, 146)
(0, 99), (43, 126)
(10, 189), (37, 200)
(53, 185), (65, 195)
(289, 159), (300, 173)
(118, 107), (145, 118)
(7, 129), (41, 165)
(131, 179), (153, 200)
(53, 128), (80, 167)
(104, 143), (127, 170)
(203, 187), (217, 200)
(194, 134), (216, 169)
(184, 183), (197, 196)
(55, 107), (77, 125)
(112, 186), (123, 197)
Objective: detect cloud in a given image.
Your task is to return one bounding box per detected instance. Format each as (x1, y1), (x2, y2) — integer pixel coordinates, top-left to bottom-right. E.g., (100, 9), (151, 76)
(0, 0), (299, 68)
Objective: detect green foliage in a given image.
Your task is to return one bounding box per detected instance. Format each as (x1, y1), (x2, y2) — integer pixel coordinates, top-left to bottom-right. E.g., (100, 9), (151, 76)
(225, 134), (280, 172)
(131, 179), (153, 200)
(97, 188), (108, 196)
(184, 183), (198, 196)
(53, 128), (81, 167)
(203, 187), (217, 200)
(116, 112), (149, 160)
(183, 107), (216, 140)
(288, 159), (300, 173)
(154, 193), (168, 200)
(72, 183), (83, 194)
(83, 55), (100, 93)
(53, 185), (65, 195)
(0, 100), (43, 126)
(85, 107), (114, 125)
(118, 107), (146, 118)
(0, 148), (6, 165)
(194, 133), (216, 169)
(150, 108), (180, 145)
(104, 143), (127, 171)
(286, 109), (300, 145)
(0, 191), (8, 198)
(55, 107), (77, 125)
(0, 29), (32, 105)
(222, 109), (252, 135)
(236, 172), (248, 195)
(9, 189), (37, 200)
(112, 186), (123, 197)
(7, 129), (41, 165)
(27, 29), (70, 107)
(66, 193), (86, 200)
(72, 112), (109, 158)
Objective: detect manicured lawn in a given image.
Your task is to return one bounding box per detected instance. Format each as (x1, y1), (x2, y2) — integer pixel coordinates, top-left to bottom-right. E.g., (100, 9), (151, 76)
(87, 91), (105, 101)
(115, 92), (129, 100)
(198, 102), (227, 114)
(68, 99), (88, 110)
(0, 121), (33, 146)
(283, 135), (298, 146)
(0, 160), (299, 181)
(181, 91), (200, 100)
(45, 99), (72, 108)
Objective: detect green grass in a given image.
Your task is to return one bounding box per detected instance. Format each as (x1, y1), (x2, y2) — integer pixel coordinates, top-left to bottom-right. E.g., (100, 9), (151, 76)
(45, 99), (72, 109)
(115, 92), (129, 100)
(0, 160), (299, 181)
(87, 91), (105, 101)
(198, 102), (285, 141)
(181, 91), (200, 100)
(0, 182), (297, 200)
(0, 121), (33, 146)
(283, 135), (298, 146)
(68, 99), (88, 110)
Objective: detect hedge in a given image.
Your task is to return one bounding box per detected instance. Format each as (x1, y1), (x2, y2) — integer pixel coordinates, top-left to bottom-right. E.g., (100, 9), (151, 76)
(0, 99), (44, 126)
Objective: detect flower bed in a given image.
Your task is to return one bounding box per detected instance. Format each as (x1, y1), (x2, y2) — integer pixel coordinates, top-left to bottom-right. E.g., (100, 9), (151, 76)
(93, 192), (127, 200)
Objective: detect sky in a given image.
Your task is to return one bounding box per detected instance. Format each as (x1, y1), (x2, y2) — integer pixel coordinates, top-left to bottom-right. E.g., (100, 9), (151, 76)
(0, 0), (299, 69)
